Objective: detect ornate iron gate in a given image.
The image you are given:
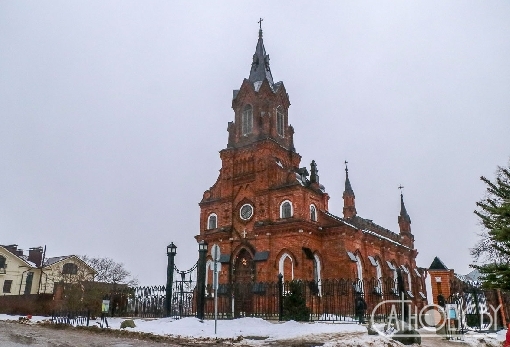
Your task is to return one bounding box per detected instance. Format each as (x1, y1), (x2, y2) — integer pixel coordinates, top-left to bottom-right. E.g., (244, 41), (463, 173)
(168, 262), (198, 318)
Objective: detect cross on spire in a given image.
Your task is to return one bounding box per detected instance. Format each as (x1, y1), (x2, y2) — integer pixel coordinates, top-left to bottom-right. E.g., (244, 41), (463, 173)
(344, 160), (348, 172)
(258, 18), (264, 38)
(398, 185), (404, 192)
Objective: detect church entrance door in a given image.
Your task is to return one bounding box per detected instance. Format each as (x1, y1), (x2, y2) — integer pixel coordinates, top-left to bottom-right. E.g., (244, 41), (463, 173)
(232, 248), (254, 317)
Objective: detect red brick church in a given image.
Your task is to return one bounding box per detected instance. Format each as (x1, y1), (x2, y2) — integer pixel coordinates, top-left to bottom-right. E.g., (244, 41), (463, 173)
(196, 27), (424, 300)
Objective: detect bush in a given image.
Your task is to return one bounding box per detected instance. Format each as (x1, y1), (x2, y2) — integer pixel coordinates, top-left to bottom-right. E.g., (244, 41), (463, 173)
(282, 281), (310, 321)
(120, 319), (136, 329)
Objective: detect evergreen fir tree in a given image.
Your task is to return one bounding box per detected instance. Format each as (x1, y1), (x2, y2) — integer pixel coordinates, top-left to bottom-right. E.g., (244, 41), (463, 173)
(282, 281), (310, 321)
(472, 162), (510, 289)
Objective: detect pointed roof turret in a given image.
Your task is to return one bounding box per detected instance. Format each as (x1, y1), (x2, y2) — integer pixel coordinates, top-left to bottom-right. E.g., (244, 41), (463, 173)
(400, 192), (411, 223)
(343, 162), (354, 197)
(342, 161), (357, 219)
(248, 19), (274, 86)
(429, 257), (448, 270)
(310, 160), (319, 184)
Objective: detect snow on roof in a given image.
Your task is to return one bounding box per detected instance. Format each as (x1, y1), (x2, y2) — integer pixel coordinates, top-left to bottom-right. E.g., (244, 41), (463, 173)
(44, 256), (70, 266)
(322, 211), (411, 250)
(18, 255), (37, 267)
(0, 245), (35, 267)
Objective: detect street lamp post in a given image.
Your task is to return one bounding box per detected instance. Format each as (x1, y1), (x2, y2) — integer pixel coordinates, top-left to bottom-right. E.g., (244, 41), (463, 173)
(197, 240), (208, 320)
(166, 242), (177, 317)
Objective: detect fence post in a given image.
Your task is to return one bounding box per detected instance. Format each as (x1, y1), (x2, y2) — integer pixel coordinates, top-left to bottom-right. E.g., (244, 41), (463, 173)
(166, 243), (177, 317)
(278, 273), (283, 321)
(197, 241), (208, 320)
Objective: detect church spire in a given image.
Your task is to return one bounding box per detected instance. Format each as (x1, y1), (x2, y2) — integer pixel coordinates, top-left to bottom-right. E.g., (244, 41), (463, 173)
(400, 192), (411, 223)
(398, 187), (413, 248)
(344, 163), (354, 197)
(248, 19), (274, 86)
(342, 161), (356, 219)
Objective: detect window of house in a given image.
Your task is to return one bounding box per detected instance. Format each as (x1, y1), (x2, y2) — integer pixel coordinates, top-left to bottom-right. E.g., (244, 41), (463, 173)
(24, 272), (34, 295)
(242, 105), (253, 135)
(3, 280), (12, 293)
(280, 200), (293, 218)
(310, 204), (317, 222)
(207, 213), (217, 229)
(276, 106), (284, 136)
(0, 256), (6, 272)
(62, 263), (78, 275)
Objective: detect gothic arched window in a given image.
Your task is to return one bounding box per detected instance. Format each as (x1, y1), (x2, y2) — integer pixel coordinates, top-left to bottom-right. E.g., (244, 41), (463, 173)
(278, 253), (294, 282)
(313, 253), (322, 296)
(387, 261), (398, 294)
(276, 106), (284, 136)
(280, 200), (293, 218)
(310, 204), (317, 222)
(207, 213), (217, 230)
(242, 104), (253, 135)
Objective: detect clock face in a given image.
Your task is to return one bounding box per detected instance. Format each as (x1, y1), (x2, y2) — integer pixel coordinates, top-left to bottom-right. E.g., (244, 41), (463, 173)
(240, 204), (254, 221)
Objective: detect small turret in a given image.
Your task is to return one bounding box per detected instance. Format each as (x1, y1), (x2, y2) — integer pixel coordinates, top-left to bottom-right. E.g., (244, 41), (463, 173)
(342, 161), (357, 219)
(398, 188), (414, 248)
(310, 160), (319, 184)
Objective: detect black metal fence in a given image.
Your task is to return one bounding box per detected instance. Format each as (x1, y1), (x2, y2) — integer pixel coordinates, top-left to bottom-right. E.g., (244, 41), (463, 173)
(98, 279), (509, 327)
(202, 277), (417, 322)
(445, 279), (510, 334)
(51, 310), (90, 326)
(98, 276), (428, 322)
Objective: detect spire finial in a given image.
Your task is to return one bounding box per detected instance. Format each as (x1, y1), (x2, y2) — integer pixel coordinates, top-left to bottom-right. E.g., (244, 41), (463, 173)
(258, 18), (263, 38)
(343, 160), (354, 196)
(399, 185), (411, 223)
(248, 18), (273, 86)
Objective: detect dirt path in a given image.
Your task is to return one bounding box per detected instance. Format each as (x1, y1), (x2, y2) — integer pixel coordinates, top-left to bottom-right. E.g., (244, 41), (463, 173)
(0, 321), (236, 347)
(0, 321), (504, 347)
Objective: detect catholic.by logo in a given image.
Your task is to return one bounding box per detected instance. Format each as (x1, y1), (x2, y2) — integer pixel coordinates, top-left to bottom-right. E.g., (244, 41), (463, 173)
(369, 296), (502, 339)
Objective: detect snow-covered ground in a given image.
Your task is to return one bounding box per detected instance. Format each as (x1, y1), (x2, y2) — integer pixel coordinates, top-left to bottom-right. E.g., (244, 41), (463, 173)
(0, 314), (507, 346)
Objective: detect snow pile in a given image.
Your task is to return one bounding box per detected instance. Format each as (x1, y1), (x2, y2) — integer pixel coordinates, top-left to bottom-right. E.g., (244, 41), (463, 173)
(103, 316), (366, 339)
(0, 314), (507, 346)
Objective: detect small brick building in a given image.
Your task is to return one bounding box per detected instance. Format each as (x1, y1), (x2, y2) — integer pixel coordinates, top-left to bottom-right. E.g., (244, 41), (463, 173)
(196, 28), (425, 302)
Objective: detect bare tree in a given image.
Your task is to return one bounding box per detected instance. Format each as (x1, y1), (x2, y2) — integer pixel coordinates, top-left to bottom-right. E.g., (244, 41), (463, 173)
(80, 256), (138, 286)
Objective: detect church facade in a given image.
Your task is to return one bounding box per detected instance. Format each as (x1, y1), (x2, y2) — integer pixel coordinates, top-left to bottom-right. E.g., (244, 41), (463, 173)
(196, 28), (425, 303)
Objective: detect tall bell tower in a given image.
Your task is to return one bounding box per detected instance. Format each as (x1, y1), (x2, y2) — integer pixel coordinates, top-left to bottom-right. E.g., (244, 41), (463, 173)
(197, 25), (329, 284)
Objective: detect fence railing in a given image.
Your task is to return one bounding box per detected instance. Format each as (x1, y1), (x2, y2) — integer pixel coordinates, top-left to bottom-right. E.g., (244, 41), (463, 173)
(92, 277), (510, 327)
(51, 310), (90, 326)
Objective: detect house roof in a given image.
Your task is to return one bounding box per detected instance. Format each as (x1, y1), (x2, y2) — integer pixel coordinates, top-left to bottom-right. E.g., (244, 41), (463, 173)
(44, 256), (70, 266)
(43, 255), (97, 274)
(0, 245), (35, 268)
(465, 269), (481, 282)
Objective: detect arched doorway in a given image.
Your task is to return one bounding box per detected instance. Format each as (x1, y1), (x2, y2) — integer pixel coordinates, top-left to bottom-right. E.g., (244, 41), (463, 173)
(232, 248), (254, 317)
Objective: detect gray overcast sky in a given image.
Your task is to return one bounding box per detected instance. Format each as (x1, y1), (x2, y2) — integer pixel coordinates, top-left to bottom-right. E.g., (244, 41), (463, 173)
(1, 1), (509, 284)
